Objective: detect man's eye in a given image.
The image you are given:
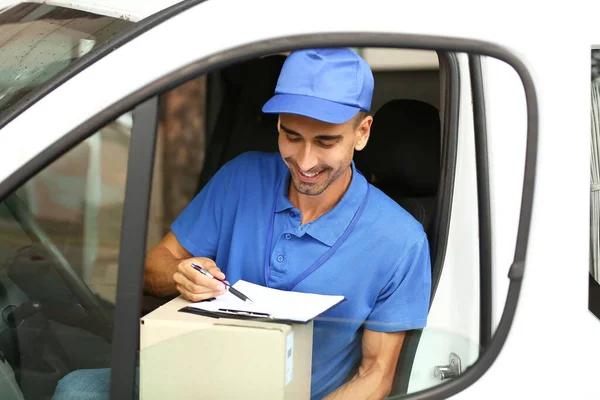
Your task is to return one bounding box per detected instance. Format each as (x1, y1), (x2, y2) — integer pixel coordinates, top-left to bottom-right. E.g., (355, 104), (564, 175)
(287, 136), (301, 142)
(318, 141), (335, 148)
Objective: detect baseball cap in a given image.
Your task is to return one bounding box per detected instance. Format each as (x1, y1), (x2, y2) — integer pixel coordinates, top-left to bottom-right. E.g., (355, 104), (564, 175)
(262, 48), (374, 124)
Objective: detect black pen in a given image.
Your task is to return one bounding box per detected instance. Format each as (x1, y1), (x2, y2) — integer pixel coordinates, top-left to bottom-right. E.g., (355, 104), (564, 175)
(191, 263), (254, 304)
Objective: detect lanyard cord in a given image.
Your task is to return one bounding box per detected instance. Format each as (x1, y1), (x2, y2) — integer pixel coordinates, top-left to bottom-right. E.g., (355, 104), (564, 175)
(263, 173), (370, 291)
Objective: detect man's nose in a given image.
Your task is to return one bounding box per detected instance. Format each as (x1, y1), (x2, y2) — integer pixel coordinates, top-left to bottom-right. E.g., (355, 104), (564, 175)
(295, 144), (318, 172)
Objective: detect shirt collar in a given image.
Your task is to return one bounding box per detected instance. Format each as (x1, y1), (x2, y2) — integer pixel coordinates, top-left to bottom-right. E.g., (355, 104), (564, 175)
(274, 161), (369, 246)
(275, 168), (295, 213)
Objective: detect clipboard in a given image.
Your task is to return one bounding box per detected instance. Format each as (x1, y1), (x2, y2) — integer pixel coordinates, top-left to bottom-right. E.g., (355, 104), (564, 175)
(177, 281), (346, 324)
(178, 301), (346, 324)
(178, 306), (294, 323)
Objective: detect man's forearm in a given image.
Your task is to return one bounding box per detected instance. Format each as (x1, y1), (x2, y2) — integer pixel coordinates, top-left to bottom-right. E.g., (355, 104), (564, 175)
(324, 365), (393, 400)
(144, 245), (182, 297)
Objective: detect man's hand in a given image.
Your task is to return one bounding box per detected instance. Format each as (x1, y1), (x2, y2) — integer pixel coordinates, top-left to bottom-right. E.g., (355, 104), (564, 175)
(173, 257), (227, 302)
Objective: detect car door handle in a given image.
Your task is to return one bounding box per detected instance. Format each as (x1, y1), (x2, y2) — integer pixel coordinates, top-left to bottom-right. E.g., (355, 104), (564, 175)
(434, 352), (462, 380)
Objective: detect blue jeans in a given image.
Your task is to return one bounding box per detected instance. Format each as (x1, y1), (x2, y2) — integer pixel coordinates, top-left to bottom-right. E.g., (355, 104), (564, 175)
(52, 368), (139, 400)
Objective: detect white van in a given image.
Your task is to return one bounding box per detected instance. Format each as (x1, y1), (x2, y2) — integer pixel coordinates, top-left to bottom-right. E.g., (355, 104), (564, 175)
(0, 1), (597, 399)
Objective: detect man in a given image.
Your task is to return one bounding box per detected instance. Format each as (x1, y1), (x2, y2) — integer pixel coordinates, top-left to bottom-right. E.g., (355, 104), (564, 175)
(144, 48), (431, 399)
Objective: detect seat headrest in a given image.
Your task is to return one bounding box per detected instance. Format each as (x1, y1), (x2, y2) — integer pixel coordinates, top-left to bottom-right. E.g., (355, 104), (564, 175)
(199, 55), (287, 192)
(217, 55), (287, 163)
(223, 55), (287, 111)
(355, 99), (441, 196)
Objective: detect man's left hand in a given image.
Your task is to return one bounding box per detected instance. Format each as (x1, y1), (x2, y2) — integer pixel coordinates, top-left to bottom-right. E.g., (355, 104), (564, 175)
(324, 329), (406, 400)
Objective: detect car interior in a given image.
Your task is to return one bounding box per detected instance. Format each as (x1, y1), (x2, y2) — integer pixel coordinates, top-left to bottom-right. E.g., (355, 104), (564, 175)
(0, 48), (444, 399)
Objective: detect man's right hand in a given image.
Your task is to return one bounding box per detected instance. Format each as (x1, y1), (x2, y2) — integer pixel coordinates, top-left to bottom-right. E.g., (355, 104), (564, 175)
(172, 257), (227, 302)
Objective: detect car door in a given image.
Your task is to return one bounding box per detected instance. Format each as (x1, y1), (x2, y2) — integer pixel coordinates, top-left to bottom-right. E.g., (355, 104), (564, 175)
(0, 1), (536, 399)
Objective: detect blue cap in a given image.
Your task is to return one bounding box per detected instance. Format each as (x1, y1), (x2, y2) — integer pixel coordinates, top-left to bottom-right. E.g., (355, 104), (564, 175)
(262, 48), (374, 124)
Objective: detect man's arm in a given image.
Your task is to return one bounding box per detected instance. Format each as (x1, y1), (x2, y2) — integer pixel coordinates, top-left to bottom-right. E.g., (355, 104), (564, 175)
(144, 231), (226, 300)
(324, 329), (406, 400)
(144, 231), (191, 297)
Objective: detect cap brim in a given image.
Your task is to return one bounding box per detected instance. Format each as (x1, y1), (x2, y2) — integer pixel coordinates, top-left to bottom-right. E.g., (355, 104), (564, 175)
(262, 94), (361, 124)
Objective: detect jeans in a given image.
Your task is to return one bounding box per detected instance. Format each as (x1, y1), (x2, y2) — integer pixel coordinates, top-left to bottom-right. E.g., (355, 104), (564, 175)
(52, 368), (139, 400)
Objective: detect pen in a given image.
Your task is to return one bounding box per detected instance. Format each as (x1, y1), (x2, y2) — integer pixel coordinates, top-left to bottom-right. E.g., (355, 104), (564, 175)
(190, 262), (254, 304)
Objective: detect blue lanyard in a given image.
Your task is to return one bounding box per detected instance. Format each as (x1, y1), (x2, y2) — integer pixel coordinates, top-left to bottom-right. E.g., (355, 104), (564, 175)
(263, 173), (370, 291)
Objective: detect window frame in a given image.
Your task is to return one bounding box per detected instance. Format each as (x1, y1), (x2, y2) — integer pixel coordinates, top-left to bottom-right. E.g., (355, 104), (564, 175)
(0, 33), (537, 400)
(469, 54), (493, 352)
(108, 97), (159, 399)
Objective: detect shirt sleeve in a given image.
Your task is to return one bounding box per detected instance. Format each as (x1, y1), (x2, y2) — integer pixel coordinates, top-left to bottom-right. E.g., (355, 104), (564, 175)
(170, 160), (236, 259)
(364, 234), (432, 332)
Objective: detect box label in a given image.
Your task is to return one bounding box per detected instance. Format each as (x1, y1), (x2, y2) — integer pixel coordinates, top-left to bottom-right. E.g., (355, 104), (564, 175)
(285, 332), (294, 385)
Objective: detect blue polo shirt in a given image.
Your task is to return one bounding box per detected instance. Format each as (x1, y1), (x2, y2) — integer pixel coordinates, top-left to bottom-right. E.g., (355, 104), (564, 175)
(171, 151), (431, 399)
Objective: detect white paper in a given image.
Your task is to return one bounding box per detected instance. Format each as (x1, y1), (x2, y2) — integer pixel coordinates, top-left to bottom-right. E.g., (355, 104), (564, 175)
(188, 280), (344, 323)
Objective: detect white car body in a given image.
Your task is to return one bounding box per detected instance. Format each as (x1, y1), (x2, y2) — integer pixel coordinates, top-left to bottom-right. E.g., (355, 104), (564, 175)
(0, 0), (597, 399)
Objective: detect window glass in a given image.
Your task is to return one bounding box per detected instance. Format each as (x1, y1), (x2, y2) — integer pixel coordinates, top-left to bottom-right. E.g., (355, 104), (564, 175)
(0, 3), (133, 116)
(0, 113), (131, 399)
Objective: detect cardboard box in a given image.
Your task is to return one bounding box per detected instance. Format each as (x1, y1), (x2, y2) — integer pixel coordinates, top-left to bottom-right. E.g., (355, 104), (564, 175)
(139, 296), (313, 400)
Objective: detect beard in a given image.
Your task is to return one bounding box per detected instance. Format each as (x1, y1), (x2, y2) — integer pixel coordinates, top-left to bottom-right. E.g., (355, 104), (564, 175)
(285, 157), (344, 196)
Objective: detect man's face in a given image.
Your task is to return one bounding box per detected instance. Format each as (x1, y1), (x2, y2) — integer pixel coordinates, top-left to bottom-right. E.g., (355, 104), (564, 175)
(277, 112), (372, 196)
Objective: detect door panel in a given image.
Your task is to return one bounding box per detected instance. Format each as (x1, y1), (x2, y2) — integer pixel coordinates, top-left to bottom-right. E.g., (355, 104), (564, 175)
(0, 1), (536, 394)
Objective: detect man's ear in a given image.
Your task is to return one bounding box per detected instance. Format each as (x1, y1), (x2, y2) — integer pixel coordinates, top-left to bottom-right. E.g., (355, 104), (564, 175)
(354, 115), (373, 151)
